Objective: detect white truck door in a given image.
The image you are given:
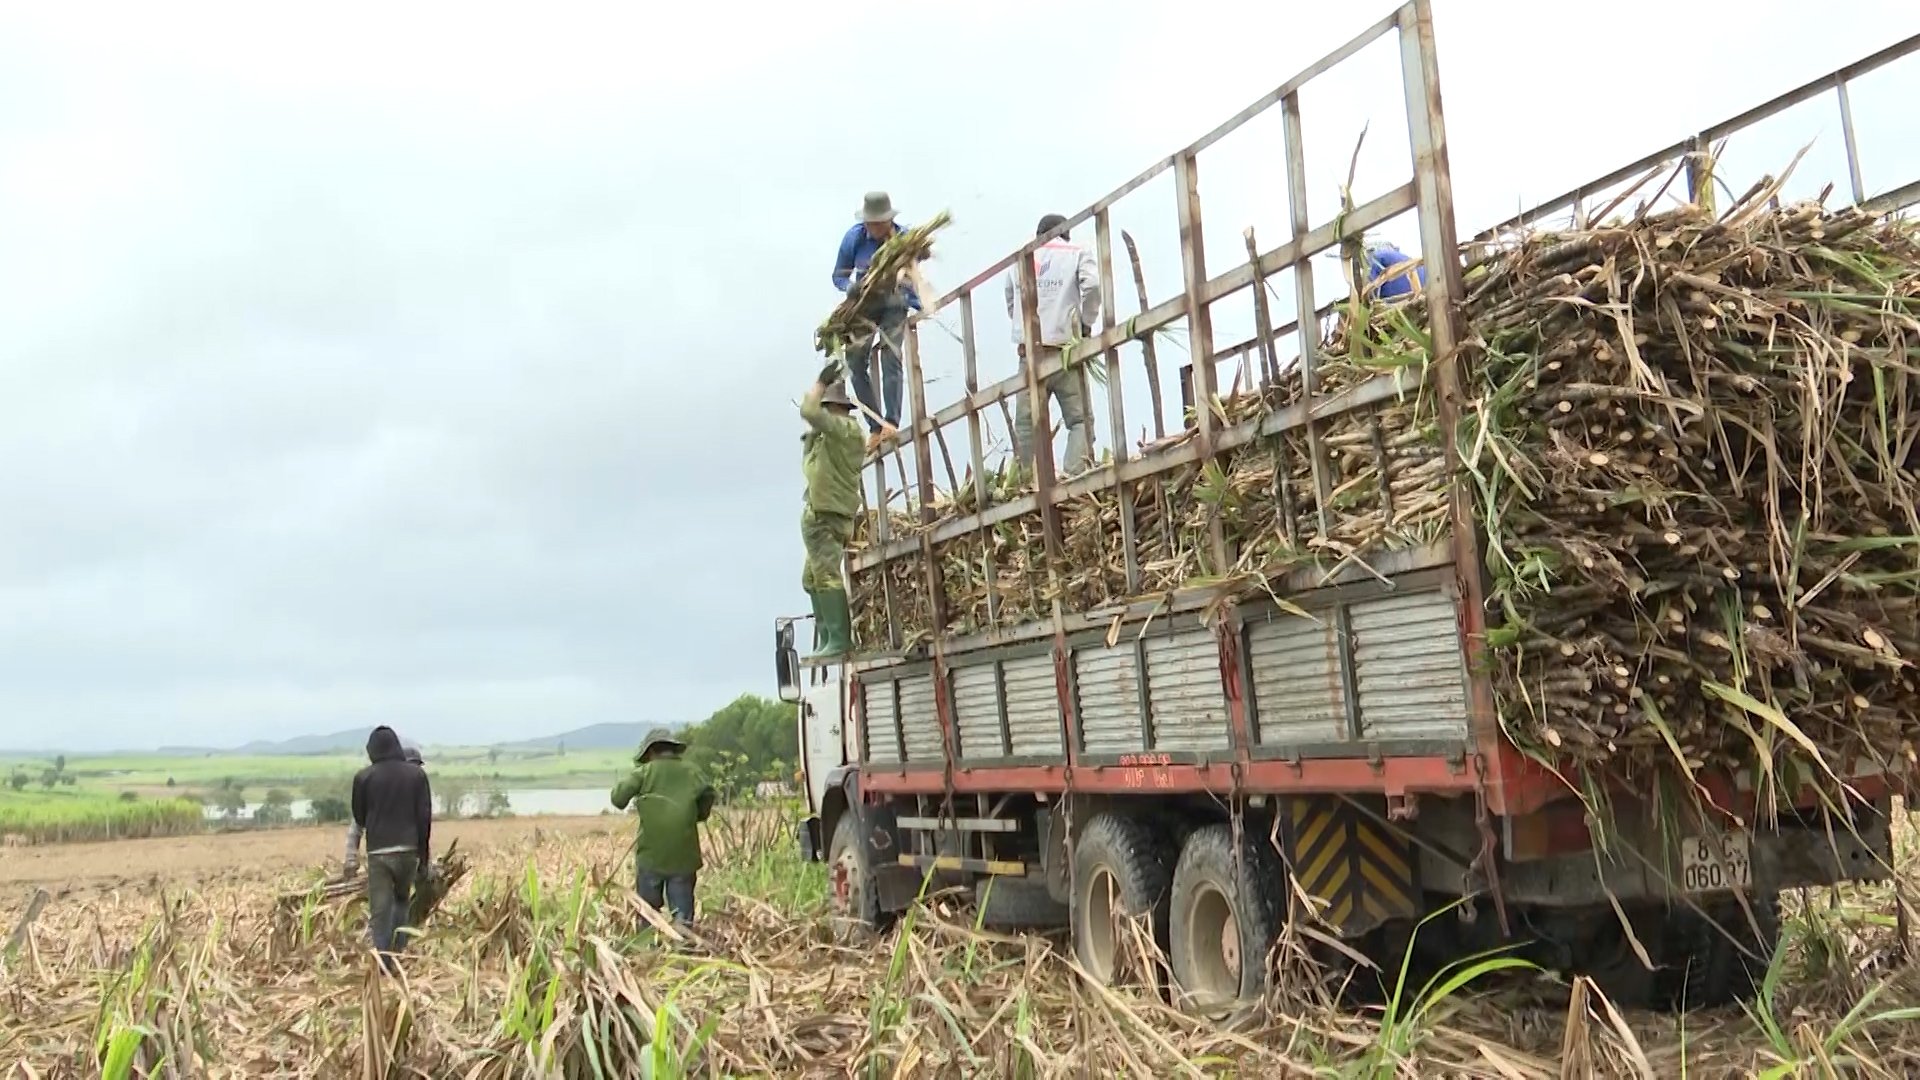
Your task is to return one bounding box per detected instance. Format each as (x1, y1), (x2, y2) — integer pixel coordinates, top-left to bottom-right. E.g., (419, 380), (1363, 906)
(802, 675), (847, 816)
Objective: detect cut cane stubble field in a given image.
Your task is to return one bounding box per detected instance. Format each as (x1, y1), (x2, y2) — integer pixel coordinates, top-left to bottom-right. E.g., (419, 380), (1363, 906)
(4, 805), (1920, 1078)
(12, 184), (1920, 1077)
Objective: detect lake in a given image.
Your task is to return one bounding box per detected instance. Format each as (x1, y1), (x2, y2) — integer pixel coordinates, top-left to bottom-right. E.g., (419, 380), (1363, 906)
(203, 786), (614, 822)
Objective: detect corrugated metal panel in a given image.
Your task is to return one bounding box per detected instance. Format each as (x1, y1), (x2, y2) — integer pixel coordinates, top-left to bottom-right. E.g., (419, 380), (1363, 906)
(1351, 591), (1469, 742)
(1003, 654), (1063, 758)
(863, 680), (901, 764)
(898, 673), (944, 764)
(1075, 643), (1144, 756)
(1144, 629), (1231, 752)
(952, 663), (1003, 761)
(1248, 613), (1348, 745)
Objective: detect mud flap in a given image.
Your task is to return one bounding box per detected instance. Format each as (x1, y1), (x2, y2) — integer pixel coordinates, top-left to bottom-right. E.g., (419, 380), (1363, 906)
(1284, 795), (1419, 936)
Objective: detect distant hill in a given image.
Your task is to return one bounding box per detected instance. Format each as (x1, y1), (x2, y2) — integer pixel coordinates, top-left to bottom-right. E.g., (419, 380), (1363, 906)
(234, 728), (371, 756)
(490, 723), (667, 753)
(32, 722), (677, 757)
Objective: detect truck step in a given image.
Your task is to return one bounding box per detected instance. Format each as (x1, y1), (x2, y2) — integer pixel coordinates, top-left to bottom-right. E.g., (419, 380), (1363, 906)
(896, 815), (1021, 834)
(898, 854), (1035, 877)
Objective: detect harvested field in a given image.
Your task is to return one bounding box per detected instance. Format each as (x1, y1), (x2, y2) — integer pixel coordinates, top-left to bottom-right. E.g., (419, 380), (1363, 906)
(850, 186), (1920, 790)
(6, 805), (1920, 1076)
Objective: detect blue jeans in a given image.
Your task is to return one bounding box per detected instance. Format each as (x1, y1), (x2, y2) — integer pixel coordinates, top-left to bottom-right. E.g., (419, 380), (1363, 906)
(367, 853), (418, 971)
(848, 300), (907, 433)
(638, 868), (697, 923)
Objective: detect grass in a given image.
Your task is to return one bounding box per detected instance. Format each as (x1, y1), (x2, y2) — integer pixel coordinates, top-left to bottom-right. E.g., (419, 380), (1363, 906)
(8, 808), (1920, 1076)
(0, 788), (204, 844)
(0, 748), (635, 809)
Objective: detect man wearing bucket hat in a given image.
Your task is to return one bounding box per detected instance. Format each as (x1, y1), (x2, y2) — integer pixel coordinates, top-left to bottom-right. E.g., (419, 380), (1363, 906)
(797, 359), (863, 658)
(830, 191), (921, 450)
(610, 727), (717, 924)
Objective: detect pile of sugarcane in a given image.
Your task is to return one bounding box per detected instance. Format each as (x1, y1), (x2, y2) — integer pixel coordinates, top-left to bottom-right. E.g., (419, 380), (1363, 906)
(1461, 193), (1920, 777)
(848, 185), (1920, 779)
(815, 211), (953, 359)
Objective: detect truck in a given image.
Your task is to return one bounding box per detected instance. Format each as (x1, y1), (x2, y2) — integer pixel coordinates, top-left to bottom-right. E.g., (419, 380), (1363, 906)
(776, 2), (1920, 1010)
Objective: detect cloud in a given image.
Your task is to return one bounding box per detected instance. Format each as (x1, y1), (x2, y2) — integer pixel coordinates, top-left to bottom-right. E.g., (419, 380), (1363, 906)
(0, 0), (1913, 749)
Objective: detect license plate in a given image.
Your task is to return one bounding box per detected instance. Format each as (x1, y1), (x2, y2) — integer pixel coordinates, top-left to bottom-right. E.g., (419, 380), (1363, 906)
(1681, 832), (1753, 892)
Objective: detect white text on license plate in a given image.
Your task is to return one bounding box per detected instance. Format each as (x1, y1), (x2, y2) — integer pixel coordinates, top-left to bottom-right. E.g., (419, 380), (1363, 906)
(1681, 832), (1753, 892)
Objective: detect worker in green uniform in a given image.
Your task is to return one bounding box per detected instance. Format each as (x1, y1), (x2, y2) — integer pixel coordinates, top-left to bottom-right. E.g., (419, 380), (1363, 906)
(801, 359), (865, 657)
(610, 728), (716, 924)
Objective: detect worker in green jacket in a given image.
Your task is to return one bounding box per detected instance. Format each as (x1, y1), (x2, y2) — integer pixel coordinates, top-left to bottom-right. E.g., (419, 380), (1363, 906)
(801, 359), (865, 657)
(610, 728), (716, 924)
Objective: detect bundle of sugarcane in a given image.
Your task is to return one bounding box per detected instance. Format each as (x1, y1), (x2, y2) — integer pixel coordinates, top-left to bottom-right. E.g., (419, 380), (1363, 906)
(273, 842), (470, 924)
(815, 211), (954, 358)
(1450, 193), (1920, 778)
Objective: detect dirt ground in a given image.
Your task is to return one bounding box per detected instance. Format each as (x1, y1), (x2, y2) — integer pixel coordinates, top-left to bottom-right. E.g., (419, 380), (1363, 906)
(0, 815), (626, 897)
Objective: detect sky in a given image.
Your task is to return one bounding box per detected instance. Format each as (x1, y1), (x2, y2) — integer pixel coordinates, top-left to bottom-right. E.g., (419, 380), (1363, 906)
(0, 1), (1914, 752)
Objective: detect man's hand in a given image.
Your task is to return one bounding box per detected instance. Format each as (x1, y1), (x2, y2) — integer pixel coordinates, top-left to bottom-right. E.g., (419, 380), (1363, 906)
(817, 358), (845, 387)
(341, 858), (358, 880)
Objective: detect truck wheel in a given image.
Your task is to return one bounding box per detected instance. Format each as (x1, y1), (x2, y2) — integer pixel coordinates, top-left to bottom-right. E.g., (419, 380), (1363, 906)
(1662, 896), (1779, 1009)
(1072, 812), (1174, 986)
(828, 813), (890, 943)
(974, 876), (1068, 930)
(1168, 824), (1283, 1009)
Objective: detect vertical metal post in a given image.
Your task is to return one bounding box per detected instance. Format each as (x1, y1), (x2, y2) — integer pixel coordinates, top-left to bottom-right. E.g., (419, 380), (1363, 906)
(1173, 150), (1231, 574)
(1400, 0), (1501, 759)
(1836, 76), (1866, 206)
(959, 294), (1000, 628)
(905, 325), (947, 636)
(1017, 255), (1067, 561)
(1281, 92), (1339, 543)
(1096, 209), (1142, 595)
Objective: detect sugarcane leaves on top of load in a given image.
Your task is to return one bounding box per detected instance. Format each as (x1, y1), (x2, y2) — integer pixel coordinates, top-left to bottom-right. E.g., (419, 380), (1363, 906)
(815, 211), (953, 358)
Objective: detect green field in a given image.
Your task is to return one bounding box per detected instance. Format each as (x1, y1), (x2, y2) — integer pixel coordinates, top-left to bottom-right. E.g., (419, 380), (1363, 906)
(0, 788), (204, 844)
(2, 746), (633, 800)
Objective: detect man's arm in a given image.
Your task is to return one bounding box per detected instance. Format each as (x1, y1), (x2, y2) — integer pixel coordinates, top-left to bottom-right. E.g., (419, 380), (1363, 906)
(798, 360), (843, 431)
(610, 766), (644, 810)
(1005, 272), (1019, 346)
(343, 820), (362, 876)
(1076, 248), (1102, 333)
(831, 229), (858, 292)
(351, 771), (367, 828)
(695, 785), (717, 823)
(416, 773), (432, 863)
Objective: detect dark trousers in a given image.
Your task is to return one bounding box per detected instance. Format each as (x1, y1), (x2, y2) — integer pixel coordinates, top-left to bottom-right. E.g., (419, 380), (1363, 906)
(367, 852), (418, 970)
(848, 300), (907, 433)
(638, 867), (697, 923)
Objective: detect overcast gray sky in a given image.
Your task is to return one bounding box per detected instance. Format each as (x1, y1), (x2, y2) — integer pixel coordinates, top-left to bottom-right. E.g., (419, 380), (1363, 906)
(1, 1), (1914, 751)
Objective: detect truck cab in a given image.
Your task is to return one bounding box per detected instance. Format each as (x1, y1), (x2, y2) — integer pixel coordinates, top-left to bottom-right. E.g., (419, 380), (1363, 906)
(773, 617), (849, 863)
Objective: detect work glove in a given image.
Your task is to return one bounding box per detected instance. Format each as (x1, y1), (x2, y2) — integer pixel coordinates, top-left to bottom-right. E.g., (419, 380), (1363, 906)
(341, 857), (358, 880)
(817, 357), (845, 386)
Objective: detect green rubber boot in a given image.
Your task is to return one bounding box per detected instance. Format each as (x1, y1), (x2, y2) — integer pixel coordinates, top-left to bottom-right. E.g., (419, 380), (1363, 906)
(809, 588), (854, 659)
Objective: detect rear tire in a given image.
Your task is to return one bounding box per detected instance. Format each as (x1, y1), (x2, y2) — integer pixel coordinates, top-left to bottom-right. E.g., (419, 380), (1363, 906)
(1663, 896), (1779, 1009)
(1071, 812), (1174, 987)
(1168, 824), (1283, 1009)
(974, 877), (1068, 930)
(827, 812), (890, 943)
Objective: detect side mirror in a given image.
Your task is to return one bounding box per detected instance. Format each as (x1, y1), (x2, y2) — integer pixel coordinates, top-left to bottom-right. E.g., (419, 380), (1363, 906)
(774, 620), (802, 703)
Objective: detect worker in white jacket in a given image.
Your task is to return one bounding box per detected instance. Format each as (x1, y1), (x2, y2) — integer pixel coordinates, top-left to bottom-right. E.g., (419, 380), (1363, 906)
(1005, 214), (1100, 475)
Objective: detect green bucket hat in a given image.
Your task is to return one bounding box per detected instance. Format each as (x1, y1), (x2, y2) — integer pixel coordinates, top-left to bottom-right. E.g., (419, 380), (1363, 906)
(635, 727), (686, 762)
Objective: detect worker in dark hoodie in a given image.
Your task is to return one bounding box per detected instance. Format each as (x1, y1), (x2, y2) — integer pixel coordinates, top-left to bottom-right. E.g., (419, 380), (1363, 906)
(350, 726), (433, 972)
(610, 728), (716, 924)
(343, 741), (424, 880)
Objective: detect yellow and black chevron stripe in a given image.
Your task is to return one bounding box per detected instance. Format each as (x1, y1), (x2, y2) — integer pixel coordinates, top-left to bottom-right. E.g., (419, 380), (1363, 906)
(1286, 796), (1416, 934)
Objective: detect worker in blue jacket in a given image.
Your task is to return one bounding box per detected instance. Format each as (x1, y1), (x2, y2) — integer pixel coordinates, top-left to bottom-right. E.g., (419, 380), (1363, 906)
(1365, 240), (1426, 301)
(832, 191), (922, 449)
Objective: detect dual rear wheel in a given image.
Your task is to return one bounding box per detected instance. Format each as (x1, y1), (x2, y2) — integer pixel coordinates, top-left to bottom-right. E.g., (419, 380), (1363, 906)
(1070, 813), (1279, 1009)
